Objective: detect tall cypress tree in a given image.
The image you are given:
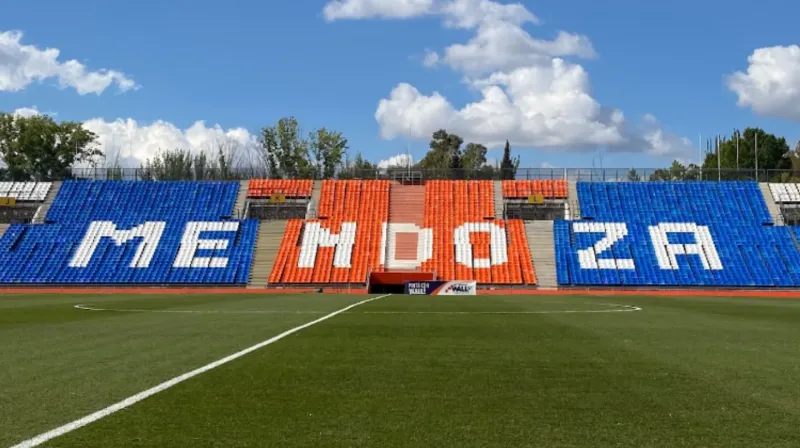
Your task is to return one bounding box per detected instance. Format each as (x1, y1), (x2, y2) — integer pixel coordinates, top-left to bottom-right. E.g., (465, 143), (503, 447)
(500, 140), (518, 180)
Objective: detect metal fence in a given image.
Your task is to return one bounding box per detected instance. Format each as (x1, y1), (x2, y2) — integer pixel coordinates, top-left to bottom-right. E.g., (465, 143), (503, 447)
(10, 167), (800, 183)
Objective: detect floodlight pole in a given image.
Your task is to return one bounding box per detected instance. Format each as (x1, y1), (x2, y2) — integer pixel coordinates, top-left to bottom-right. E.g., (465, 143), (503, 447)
(699, 134), (703, 180)
(755, 133), (759, 182)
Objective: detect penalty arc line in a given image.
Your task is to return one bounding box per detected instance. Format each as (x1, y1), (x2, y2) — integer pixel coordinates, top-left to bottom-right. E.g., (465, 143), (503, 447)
(12, 293), (393, 448)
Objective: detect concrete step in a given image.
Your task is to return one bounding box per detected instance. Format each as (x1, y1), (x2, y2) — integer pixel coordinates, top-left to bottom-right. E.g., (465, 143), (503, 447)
(247, 220), (289, 288)
(0, 223), (9, 239)
(759, 182), (784, 225)
(233, 180), (250, 219)
(524, 220), (558, 289)
(567, 181), (581, 220)
(306, 181), (323, 219)
(386, 184), (425, 270)
(32, 181), (62, 224)
(494, 180), (504, 219)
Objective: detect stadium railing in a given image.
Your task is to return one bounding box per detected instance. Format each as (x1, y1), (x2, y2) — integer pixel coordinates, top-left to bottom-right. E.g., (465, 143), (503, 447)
(11, 167), (800, 183)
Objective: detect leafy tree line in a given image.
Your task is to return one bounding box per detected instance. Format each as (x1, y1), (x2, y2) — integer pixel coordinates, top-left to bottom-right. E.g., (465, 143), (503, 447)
(414, 129), (519, 180)
(256, 123), (520, 180)
(4, 111), (799, 183)
(0, 113), (101, 181)
(0, 111), (522, 181)
(626, 128), (799, 182)
(139, 142), (241, 181)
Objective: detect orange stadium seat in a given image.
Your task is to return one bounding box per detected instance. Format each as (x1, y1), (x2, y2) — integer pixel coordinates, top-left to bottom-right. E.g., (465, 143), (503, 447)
(247, 179), (313, 198)
(267, 180), (536, 285)
(268, 180), (389, 284)
(424, 181), (536, 285)
(502, 180), (567, 199)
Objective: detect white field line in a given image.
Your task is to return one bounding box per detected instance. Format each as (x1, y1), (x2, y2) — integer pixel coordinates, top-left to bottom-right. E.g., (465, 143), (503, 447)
(12, 294), (393, 448)
(74, 303), (642, 315)
(358, 306), (641, 314)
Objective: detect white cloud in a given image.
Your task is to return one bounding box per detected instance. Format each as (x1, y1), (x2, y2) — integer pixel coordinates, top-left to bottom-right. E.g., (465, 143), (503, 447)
(637, 115), (694, 157)
(441, 24), (595, 75)
(326, 0), (690, 157)
(82, 118), (258, 168)
(3, 110), (262, 169)
(422, 49), (440, 67)
(441, 0), (538, 28)
(12, 106), (41, 118)
(0, 30), (137, 95)
(323, 0), (436, 20)
(540, 162), (556, 168)
(376, 62), (630, 149)
(727, 45), (800, 122)
(378, 153), (414, 168)
(376, 83), (455, 140)
(11, 106), (59, 118)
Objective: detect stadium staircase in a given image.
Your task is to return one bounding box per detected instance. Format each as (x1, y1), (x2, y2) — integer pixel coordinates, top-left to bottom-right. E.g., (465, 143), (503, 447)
(32, 181), (61, 224)
(758, 183), (784, 225)
(524, 221), (558, 289)
(0, 223), (8, 239)
(248, 220), (288, 288)
(493, 180), (504, 219)
(567, 181), (581, 219)
(306, 180), (323, 219)
(385, 183), (425, 270)
(233, 181), (249, 218)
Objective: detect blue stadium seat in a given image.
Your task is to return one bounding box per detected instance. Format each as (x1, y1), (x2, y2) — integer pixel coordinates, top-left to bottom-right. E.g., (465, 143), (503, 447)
(556, 182), (800, 286)
(0, 181), (257, 284)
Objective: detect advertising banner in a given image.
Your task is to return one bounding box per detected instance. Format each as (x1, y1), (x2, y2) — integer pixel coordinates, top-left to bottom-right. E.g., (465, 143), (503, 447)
(404, 280), (477, 295)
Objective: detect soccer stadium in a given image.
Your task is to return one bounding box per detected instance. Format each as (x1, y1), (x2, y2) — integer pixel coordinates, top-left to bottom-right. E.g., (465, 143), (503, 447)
(4, 0), (800, 446)
(3, 175), (800, 447)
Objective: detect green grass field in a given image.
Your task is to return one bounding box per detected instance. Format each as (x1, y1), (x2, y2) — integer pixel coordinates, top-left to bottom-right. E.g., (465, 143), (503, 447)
(3, 292), (800, 447)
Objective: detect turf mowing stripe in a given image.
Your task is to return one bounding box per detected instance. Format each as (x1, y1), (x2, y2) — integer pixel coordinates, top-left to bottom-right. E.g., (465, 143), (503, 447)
(74, 304), (329, 315)
(74, 303), (642, 315)
(357, 306), (641, 314)
(11, 294), (393, 448)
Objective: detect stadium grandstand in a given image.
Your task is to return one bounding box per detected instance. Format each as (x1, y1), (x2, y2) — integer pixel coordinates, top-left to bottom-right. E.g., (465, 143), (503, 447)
(2, 173), (800, 291)
(7, 170), (800, 448)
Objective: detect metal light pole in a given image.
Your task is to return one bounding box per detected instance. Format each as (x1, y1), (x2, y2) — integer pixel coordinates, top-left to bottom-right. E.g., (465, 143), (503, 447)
(755, 133), (759, 182)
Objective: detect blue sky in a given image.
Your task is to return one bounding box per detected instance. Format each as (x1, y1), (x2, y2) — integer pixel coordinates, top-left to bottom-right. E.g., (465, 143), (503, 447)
(1, 0), (799, 170)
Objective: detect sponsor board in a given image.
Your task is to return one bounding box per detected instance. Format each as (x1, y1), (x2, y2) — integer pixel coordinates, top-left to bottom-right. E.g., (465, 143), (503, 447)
(405, 281), (477, 295)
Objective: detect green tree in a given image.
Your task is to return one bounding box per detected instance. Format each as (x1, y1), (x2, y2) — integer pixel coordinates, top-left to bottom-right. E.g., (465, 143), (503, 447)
(258, 117), (313, 179)
(500, 140), (519, 180)
(626, 168), (641, 182)
(649, 160), (700, 181)
(212, 139), (242, 180)
(418, 130), (464, 179)
(309, 128), (348, 179)
(193, 151), (213, 180)
(216, 149), (233, 180)
(773, 140), (800, 183)
(338, 152), (379, 179)
(703, 128), (791, 180)
(461, 143), (488, 170)
(0, 112), (101, 181)
(139, 148), (195, 180)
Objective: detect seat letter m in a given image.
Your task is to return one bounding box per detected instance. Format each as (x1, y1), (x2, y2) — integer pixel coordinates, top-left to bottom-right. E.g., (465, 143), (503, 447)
(69, 221), (166, 268)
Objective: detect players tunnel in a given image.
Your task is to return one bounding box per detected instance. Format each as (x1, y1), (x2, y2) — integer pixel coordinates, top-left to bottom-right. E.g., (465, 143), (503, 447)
(368, 271), (436, 294)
